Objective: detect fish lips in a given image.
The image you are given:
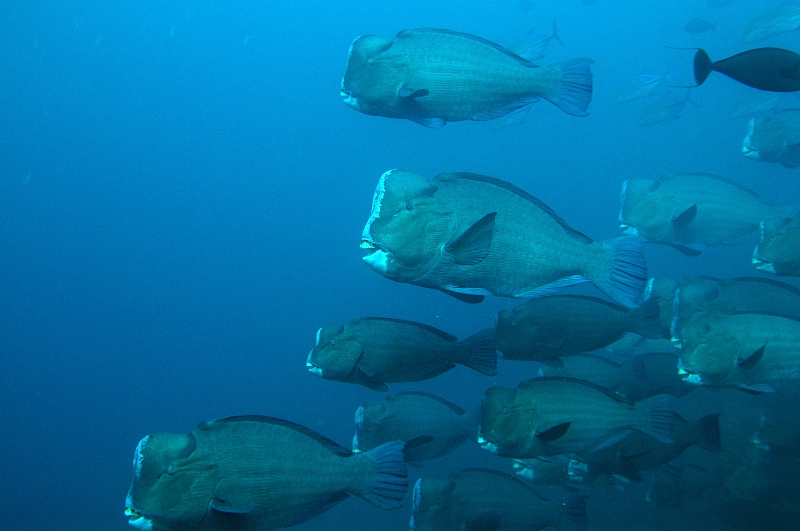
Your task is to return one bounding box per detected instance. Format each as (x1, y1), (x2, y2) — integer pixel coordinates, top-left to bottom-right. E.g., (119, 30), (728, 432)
(124, 507), (154, 531)
(677, 359), (704, 385)
(306, 351), (323, 376)
(360, 238), (391, 274)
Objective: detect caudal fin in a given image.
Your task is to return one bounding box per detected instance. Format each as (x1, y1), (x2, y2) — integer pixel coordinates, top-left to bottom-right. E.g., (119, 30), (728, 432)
(636, 394), (674, 444)
(694, 49), (714, 86)
(628, 296), (665, 339)
(547, 58), (594, 116)
(360, 441), (408, 509)
(594, 237), (648, 309)
(456, 328), (497, 376)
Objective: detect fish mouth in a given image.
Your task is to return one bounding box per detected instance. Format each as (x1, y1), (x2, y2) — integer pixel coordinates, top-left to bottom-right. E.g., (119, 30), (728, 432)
(360, 238), (391, 273)
(476, 429), (498, 453)
(751, 253), (775, 274)
(306, 352), (323, 376)
(677, 360), (703, 385)
(125, 508), (153, 531)
(340, 85), (359, 109)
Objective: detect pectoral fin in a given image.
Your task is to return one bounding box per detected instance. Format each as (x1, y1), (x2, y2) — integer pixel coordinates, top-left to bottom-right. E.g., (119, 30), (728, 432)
(671, 204), (697, 227)
(397, 84), (429, 98)
(737, 343), (766, 369)
(445, 212), (497, 265)
(535, 422), (571, 442)
(210, 480), (257, 514)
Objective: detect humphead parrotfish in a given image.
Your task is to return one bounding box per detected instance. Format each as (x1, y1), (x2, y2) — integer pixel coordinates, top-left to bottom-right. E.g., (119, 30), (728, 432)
(124, 415), (407, 531)
(341, 28), (593, 127)
(361, 170), (648, 308)
(742, 109), (800, 169)
(754, 216), (800, 276)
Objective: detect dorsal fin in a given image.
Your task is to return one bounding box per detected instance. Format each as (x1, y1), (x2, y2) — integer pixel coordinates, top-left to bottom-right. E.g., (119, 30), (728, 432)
(390, 392), (466, 415)
(354, 317), (457, 342)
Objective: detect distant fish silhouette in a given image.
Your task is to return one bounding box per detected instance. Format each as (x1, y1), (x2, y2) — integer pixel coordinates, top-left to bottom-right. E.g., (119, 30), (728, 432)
(693, 47), (800, 92)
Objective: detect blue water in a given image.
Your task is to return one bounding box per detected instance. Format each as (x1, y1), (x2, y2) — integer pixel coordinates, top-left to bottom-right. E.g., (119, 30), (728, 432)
(3, 1), (800, 530)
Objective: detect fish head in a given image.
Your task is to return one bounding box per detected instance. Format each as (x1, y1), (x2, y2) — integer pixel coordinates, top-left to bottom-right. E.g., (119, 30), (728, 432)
(341, 34), (404, 116)
(306, 324), (363, 381)
(409, 476), (457, 531)
(353, 400), (388, 450)
(478, 386), (535, 457)
(677, 319), (738, 385)
(125, 432), (209, 531)
(361, 170), (448, 282)
(753, 217), (800, 275)
(742, 113), (800, 164)
(494, 305), (544, 355)
(618, 178), (668, 239)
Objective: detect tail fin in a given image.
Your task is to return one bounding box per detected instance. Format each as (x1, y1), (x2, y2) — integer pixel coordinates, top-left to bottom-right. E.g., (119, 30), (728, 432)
(547, 58), (594, 117)
(456, 328), (497, 376)
(693, 49), (714, 86)
(636, 394), (674, 444)
(628, 296), (665, 339)
(594, 237), (648, 309)
(563, 495), (589, 531)
(360, 441), (408, 509)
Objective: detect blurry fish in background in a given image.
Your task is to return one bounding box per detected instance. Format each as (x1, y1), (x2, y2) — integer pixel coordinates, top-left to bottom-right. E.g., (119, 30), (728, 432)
(509, 20), (563, 62)
(353, 392), (478, 463)
(693, 48), (800, 92)
(361, 170), (648, 308)
(753, 216), (800, 276)
(341, 28), (593, 127)
(729, 91), (783, 119)
(742, 5), (800, 43)
(685, 18), (717, 34)
(742, 109), (800, 168)
(494, 295), (663, 364)
(124, 416), (407, 531)
(614, 73), (669, 104)
(410, 469), (588, 531)
(638, 90), (692, 126)
(619, 173), (794, 255)
(306, 318), (496, 391)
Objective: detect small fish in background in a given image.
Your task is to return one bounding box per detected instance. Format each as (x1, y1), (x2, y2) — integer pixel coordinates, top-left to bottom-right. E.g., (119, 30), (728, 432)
(306, 318), (496, 391)
(361, 170), (648, 308)
(638, 90), (692, 126)
(742, 109), (800, 168)
(693, 47), (800, 92)
(478, 377), (674, 459)
(742, 5), (800, 42)
(340, 28), (593, 127)
(619, 173), (794, 255)
(753, 216), (800, 276)
(685, 18), (717, 34)
(509, 20), (563, 62)
(124, 416), (407, 531)
(353, 392), (478, 462)
(410, 469), (588, 531)
(614, 73), (669, 104)
(494, 295), (663, 363)
(729, 91), (783, 119)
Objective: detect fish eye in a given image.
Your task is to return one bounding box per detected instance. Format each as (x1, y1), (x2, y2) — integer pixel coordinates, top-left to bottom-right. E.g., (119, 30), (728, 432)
(167, 464), (177, 475)
(405, 203), (413, 211)
(367, 58), (375, 65)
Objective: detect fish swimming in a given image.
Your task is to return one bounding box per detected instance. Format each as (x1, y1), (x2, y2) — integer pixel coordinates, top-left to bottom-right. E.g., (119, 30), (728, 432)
(638, 90), (691, 126)
(729, 91), (783, 119)
(613, 73), (668, 104)
(742, 5), (800, 43)
(478, 377), (673, 458)
(306, 317), (496, 391)
(494, 295), (663, 363)
(742, 109), (800, 168)
(341, 28), (593, 127)
(619, 172), (793, 255)
(353, 392), (477, 462)
(693, 47), (800, 92)
(410, 469), (588, 531)
(753, 216), (800, 276)
(362, 170), (648, 308)
(124, 416), (407, 531)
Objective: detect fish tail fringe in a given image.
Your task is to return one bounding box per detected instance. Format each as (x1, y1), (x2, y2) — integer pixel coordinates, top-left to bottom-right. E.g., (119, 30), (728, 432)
(638, 394), (674, 444)
(596, 236), (648, 309)
(361, 441), (408, 509)
(564, 495), (589, 531)
(457, 328), (498, 376)
(548, 58), (594, 117)
(693, 49), (713, 86)
(630, 295), (665, 339)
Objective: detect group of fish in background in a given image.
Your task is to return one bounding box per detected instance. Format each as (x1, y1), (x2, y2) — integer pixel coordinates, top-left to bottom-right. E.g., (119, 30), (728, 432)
(124, 3), (800, 531)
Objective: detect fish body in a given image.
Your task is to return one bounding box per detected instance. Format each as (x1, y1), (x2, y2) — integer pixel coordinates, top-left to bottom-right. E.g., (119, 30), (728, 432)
(613, 74), (667, 104)
(410, 469), (587, 531)
(619, 173), (790, 252)
(643, 277), (680, 336)
(353, 392), (477, 462)
(742, 109), (800, 168)
(729, 91), (782, 119)
(754, 216), (800, 276)
(638, 90), (690, 126)
(306, 317), (496, 391)
(494, 295), (662, 362)
(694, 47), (800, 92)
(478, 377), (673, 458)
(685, 19), (717, 34)
(362, 170), (647, 308)
(742, 5), (800, 43)
(124, 416), (408, 531)
(341, 28), (593, 127)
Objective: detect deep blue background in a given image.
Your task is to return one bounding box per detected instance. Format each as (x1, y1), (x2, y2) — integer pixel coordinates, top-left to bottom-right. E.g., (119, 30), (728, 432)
(2, 1), (799, 530)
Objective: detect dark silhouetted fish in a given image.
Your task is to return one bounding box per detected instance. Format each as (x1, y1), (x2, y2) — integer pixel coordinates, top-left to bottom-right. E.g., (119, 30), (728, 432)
(693, 47), (800, 92)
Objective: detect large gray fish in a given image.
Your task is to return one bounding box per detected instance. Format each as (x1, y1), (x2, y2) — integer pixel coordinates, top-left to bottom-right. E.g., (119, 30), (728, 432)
(353, 392), (477, 462)
(679, 312), (800, 390)
(478, 377), (673, 458)
(619, 173), (792, 255)
(742, 109), (800, 168)
(742, 5), (800, 42)
(306, 317), (496, 391)
(362, 170), (647, 308)
(124, 416), (407, 531)
(753, 216), (800, 276)
(410, 469), (588, 531)
(341, 28), (593, 127)
(495, 295), (662, 363)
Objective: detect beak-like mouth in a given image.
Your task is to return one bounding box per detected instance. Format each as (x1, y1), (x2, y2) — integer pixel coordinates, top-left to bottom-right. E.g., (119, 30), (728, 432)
(677, 360), (703, 385)
(360, 238), (387, 252)
(125, 508), (153, 531)
(306, 352), (323, 376)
